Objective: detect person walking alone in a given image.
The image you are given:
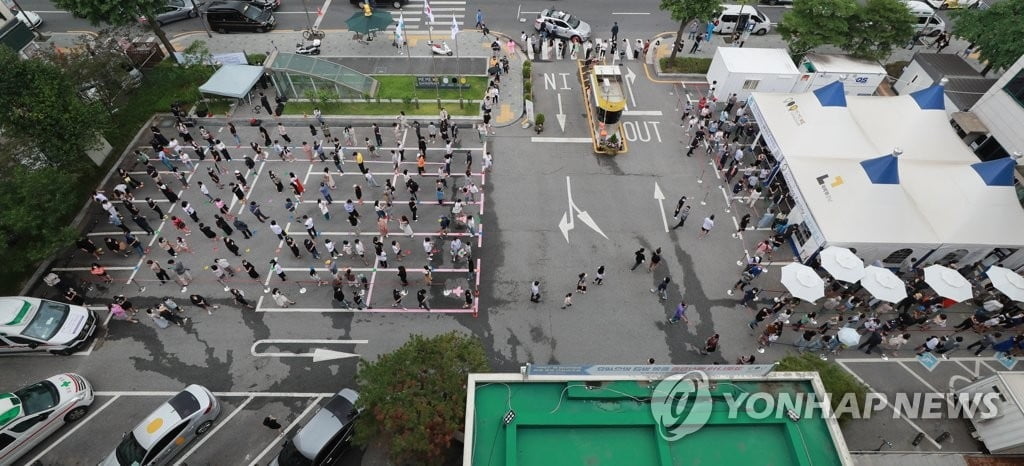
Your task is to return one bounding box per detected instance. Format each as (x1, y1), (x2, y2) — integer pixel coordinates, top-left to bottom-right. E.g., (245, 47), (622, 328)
(651, 276), (671, 301)
(630, 248), (646, 271)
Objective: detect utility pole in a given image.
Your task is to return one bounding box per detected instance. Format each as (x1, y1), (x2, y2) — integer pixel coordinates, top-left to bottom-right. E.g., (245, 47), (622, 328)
(190, 0), (212, 38)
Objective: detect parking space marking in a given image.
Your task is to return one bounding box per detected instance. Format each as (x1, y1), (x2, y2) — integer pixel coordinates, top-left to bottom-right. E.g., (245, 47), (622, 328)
(835, 360), (942, 449)
(247, 396), (325, 466)
(26, 395), (121, 465)
(174, 396), (255, 465)
(94, 391), (337, 397)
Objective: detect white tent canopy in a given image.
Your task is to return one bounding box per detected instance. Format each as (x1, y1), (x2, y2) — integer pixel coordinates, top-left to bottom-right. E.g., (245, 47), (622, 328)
(198, 65), (264, 99)
(751, 83), (1024, 251)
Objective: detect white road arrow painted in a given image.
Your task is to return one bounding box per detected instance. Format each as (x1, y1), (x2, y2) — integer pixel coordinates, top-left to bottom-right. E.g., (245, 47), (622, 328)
(653, 181), (668, 232)
(250, 339), (367, 362)
(556, 93), (567, 132)
(559, 176), (609, 243)
(624, 66), (637, 106)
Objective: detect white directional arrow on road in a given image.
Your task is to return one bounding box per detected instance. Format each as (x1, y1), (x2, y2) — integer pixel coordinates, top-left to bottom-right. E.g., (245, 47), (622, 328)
(251, 339), (367, 362)
(556, 93), (567, 132)
(624, 67), (637, 106)
(559, 176), (609, 243)
(654, 181), (668, 232)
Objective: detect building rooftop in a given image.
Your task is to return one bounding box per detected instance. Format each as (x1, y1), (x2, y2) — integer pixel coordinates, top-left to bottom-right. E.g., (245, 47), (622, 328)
(914, 53), (983, 80)
(464, 367), (853, 465)
(945, 76), (998, 110)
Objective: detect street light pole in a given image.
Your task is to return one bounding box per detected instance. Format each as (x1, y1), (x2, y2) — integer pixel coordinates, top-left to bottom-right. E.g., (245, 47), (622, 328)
(190, 0), (213, 38)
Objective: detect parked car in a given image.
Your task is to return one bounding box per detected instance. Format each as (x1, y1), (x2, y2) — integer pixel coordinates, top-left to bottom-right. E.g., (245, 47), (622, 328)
(916, 0), (981, 8)
(12, 9), (42, 29)
(533, 9), (591, 42)
(270, 389), (363, 466)
(247, 0), (282, 9)
(0, 374), (94, 464)
(758, 0), (793, 5)
(0, 297), (98, 355)
(349, 0), (407, 9)
(139, 0), (201, 26)
(713, 4), (772, 35)
(100, 385), (221, 466)
(206, 0), (277, 33)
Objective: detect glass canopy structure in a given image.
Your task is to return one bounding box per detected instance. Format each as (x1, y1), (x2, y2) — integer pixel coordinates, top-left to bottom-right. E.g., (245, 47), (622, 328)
(267, 52), (379, 99)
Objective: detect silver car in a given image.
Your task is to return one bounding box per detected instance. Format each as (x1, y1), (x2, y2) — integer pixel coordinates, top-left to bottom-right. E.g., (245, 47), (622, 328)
(100, 385), (221, 466)
(533, 8), (591, 42)
(140, 0), (202, 26)
(271, 389), (362, 466)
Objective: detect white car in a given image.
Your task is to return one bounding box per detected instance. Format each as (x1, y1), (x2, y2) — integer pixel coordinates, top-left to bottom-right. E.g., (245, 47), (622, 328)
(13, 9), (43, 29)
(917, 0), (982, 8)
(100, 385), (221, 466)
(0, 373), (94, 464)
(533, 8), (591, 42)
(0, 297), (98, 355)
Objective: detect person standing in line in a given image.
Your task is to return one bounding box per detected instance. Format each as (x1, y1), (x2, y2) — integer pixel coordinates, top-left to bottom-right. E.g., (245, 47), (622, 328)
(611, 21), (619, 42)
(223, 237), (241, 257)
(90, 263), (114, 284)
(593, 266), (606, 285)
(271, 288), (296, 308)
(561, 293), (573, 309)
(648, 247), (663, 273)
(674, 196), (687, 217)
(147, 259), (171, 285)
(416, 289), (430, 311)
(734, 213), (751, 237)
(241, 260), (260, 281)
(669, 301), (689, 324)
(575, 273), (588, 294)
(277, 123), (292, 143)
(303, 215), (318, 239)
(672, 206), (692, 230)
(698, 214), (715, 238)
(146, 197), (166, 219)
(269, 220), (284, 239)
(231, 288), (256, 309)
(700, 334), (720, 355)
(304, 238), (321, 260)
(132, 213), (155, 235)
(270, 259), (287, 281)
(284, 236), (302, 258)
(167, 259), (192, 285)
(392, 288), (408, 310)
(631, 248), (646, 271)
(651, 276), (671, 301)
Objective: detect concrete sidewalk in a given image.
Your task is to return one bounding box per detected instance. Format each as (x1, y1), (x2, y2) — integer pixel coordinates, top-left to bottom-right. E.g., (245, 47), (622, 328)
(169, 28), (525, 126)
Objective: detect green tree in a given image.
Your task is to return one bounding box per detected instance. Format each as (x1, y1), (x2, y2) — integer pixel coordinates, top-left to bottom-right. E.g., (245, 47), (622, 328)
(36, 26), (141, 115)
(777, 0), (859, 56)
(844, 0), (915, 61)
(0, 166), (81, 266)
(659, 0), (724, 60)
(951, 0), (1024, 75)
(355, 332), (489, 464)
(0, 46), (109, 170)
(774, 353), (867, 425)
(52, 0), (176, 59)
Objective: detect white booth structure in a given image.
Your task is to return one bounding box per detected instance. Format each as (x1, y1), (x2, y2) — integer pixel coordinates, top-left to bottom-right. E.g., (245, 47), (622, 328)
(706, 48), (802, 101)
(749, 81), (1024, 270)
(794, 53), (887, 96)
(957, 372), (1024, 455)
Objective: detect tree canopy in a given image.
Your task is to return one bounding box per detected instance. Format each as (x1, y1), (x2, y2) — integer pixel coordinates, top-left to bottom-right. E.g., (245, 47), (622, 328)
(659, 0), (723, 60)
(355, 332), (489, 464)
(53, 0), (176, 55)
(845, 0), (916, 62)
(0, 166), (81, 265)
(778, 0), (914, 60)
(36, 27), (140, 115)
(951, 0), (1024, 74)
(0, 46), (109, 169)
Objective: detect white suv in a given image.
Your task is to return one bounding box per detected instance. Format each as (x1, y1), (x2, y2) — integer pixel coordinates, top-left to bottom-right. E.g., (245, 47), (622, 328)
(534, 9), (591, 42)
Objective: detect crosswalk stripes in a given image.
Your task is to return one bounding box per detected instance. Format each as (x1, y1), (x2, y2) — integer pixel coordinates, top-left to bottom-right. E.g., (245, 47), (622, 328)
(395, 0), (466, 30)
(529, 37), (651, 63)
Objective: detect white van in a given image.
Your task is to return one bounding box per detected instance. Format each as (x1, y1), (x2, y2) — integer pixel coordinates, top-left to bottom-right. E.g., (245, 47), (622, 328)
(713, 5), (772, 36)
(0, 297), (97, 355)
(904, 1), (946, 36)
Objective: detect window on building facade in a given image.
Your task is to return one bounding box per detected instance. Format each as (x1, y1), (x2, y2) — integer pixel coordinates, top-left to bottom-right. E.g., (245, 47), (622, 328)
(1005, 69), (1024, 108)
(742, 79), (760, 90)
(882, 248), (914, 264)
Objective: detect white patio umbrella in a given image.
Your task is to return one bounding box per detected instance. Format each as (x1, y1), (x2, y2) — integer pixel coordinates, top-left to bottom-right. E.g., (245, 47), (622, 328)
(923, 264), (974, 302)
(860, 265), (908, 303)
(819, 246), (866, 283)
(986, 266), (1024, 302)
(837, 327), (861, 347)
(780, 263), (825, 303)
